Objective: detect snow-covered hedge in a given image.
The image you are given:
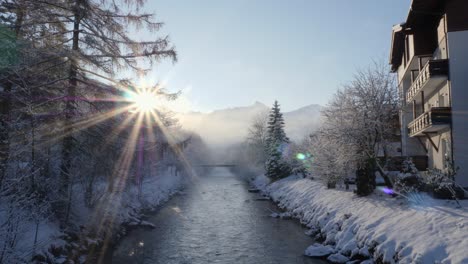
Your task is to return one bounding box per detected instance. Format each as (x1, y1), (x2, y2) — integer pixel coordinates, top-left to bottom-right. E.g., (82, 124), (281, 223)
(255, 175), (468, 264)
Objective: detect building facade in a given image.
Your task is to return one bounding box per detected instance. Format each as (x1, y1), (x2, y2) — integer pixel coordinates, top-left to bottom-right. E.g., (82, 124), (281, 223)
(390, 0), (468, 188)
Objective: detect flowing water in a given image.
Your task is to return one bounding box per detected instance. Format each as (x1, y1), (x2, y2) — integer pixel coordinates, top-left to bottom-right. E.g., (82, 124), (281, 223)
(107, 168), (325, 264)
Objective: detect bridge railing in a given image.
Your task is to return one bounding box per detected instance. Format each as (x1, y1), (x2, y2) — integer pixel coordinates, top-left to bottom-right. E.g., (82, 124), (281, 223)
(196, 164), (237, 167)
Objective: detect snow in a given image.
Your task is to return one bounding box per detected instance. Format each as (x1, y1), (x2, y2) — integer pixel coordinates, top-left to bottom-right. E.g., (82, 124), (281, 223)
(1, 169), (186, 263)
(304, 243), (335, 257)
(327, 253), (350, 263)
(14, 220), (62, 261)
(269, 211), (292, 219)
(252, 174), (271, 191)
(257, 175), (468, 263)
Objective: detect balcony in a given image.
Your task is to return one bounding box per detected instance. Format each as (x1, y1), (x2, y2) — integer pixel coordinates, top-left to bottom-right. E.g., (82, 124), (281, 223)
(406, 59), (449, 104)
(408, 107), (451, 137)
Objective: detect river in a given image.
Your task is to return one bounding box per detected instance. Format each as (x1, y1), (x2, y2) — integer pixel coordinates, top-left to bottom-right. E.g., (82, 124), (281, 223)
(107, 167), (325, 264)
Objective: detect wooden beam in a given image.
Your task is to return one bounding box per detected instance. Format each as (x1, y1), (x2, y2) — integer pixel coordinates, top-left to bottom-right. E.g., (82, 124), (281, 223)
(416, 136), (428, 153)
(421, 91), (425, 113)
(424, 133), (439, 152)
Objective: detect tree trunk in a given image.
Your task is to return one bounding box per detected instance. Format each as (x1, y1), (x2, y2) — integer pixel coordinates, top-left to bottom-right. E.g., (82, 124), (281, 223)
(375, 161), (394, 188)
(356, 160), (374, 196)
(32, 222), (39, 258)
(0, 82), (12, 188)
(59, 0), (81, 224)
(0, 4), (24, 188)
(30, 113), (36, 190)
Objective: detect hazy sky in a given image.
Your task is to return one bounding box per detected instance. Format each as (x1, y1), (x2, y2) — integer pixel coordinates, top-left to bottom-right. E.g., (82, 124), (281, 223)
(133, 0), (409, 112)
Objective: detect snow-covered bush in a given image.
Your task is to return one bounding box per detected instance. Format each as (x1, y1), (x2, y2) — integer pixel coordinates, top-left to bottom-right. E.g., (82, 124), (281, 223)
(288, 157), (309, 178)
(283, 142), (309, 178)
(426, 168), (465, 201)
(394, 158), (424, 196)
(306, 132), (353, 188)
(424, 141), (467, 202)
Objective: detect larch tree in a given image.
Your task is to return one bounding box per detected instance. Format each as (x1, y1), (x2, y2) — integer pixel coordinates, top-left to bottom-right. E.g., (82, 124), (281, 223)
(23, 0), (178, 223)
(0, 1), (72, 257)
(1, 0), (179, 221)
(0, 1), (188, 261)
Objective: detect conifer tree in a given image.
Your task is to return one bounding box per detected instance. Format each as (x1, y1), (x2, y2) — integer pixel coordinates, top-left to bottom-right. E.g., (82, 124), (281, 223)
(56, 0), (177, 223)
(0, 0), (178, 224)
(265, 100), (291, 179)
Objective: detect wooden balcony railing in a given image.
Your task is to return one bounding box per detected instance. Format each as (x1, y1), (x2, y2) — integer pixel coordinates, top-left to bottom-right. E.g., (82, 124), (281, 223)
(408, 107), (451, 137)
(406, 59), (449, 104)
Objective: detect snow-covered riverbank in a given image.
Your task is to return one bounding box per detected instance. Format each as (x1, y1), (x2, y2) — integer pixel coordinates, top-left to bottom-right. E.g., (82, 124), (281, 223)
(10, 171), (187, 263)
(253, 175), (468, 264)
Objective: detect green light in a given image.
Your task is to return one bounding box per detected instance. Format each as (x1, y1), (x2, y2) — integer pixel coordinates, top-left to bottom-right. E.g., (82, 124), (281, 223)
(296, 153), (306, 160)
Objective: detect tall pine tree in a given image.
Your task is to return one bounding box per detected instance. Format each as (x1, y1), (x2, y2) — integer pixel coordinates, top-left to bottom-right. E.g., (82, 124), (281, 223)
(265, 100), (291, 179)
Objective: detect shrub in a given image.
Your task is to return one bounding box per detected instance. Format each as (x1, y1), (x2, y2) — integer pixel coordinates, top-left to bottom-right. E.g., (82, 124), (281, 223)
(394, 158), (424, 195)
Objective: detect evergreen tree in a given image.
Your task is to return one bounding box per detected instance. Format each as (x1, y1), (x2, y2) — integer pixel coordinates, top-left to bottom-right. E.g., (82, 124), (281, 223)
(0, 0), (177, 223)
(265, 100), (291, 179)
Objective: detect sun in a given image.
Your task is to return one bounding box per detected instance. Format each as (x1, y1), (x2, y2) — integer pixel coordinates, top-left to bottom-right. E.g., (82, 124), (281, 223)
(128, 90), (158, 112)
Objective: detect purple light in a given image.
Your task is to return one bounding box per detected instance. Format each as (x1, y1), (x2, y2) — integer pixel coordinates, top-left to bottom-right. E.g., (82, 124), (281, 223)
(381, 187), (394, 195)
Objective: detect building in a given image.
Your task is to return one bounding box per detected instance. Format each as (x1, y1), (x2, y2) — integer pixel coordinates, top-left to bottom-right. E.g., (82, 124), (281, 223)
(389, 0), (468, 188)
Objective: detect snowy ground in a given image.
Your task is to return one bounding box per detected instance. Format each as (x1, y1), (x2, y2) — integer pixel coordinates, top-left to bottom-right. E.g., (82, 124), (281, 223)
(253, 175), (468, 264)
(5, 169), (186, 263)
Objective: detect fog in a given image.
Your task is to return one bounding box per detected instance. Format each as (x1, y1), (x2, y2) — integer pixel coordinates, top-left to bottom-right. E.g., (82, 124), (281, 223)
(177, 102), (322, 147)
(176, 102), (322, 164)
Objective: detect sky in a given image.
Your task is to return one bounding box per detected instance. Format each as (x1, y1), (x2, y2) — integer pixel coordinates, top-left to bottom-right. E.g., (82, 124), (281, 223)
(131, 0), (410, 113)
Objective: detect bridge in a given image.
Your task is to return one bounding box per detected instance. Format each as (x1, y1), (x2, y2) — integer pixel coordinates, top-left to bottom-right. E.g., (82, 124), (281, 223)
(195, 164), (237, 168)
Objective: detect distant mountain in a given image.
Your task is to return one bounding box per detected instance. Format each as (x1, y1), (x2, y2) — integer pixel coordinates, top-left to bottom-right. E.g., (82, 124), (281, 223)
(283, 104), (322, 142)
(177, 102), (322, 147)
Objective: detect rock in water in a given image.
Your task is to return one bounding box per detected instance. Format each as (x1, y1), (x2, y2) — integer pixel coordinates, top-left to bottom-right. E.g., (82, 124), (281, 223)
(140, 220), (156, 229)
(327, 253), (349, 263)
(304, 243), (335, 257)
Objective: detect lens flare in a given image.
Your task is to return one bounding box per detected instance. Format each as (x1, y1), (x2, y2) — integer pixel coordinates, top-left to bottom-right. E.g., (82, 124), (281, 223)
(378, 187), (395, 195)
(127, 90), (159, 112)
(296, 153), (306, 160)
(24, 75), (197, 264)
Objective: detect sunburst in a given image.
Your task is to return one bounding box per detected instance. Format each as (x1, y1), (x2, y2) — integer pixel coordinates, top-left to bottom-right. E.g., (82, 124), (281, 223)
(78, 83), (197, 263)
(126, 89), (160, 113)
